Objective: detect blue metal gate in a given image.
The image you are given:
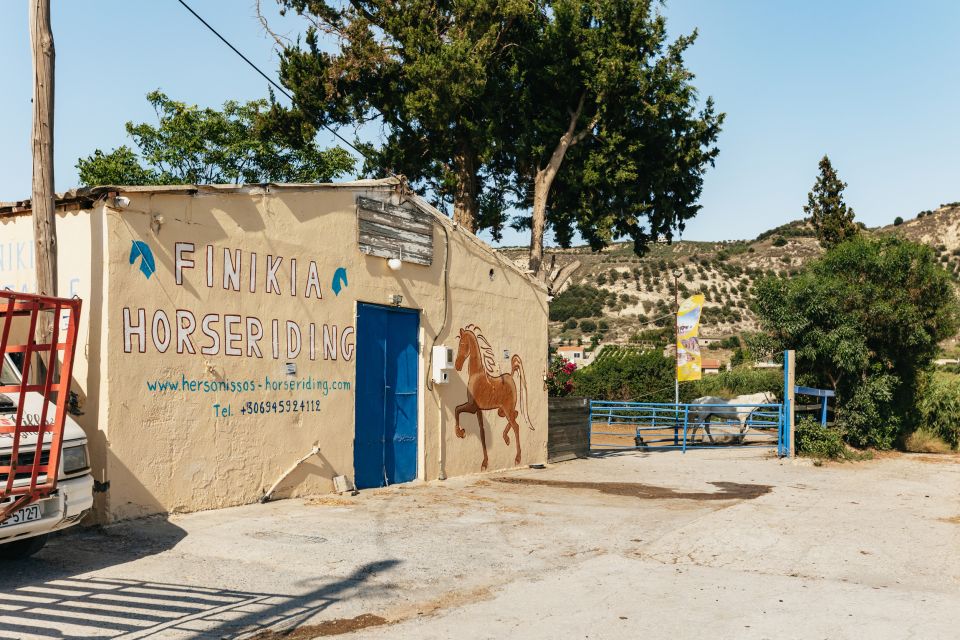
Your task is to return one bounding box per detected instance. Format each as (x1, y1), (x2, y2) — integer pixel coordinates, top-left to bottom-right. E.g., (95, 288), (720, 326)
(589, 400), (787, 455)
(354, 303), (420, 489)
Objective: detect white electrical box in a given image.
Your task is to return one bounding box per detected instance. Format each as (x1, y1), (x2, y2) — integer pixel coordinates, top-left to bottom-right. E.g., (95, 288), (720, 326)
(432, 345), (454, 384)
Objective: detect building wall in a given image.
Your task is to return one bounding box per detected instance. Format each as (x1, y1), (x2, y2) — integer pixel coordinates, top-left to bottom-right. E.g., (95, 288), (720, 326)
(0, 209), (112, 517)
(1, 184), (547, 521)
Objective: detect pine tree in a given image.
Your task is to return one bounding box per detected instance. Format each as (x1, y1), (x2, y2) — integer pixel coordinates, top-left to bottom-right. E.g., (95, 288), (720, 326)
(804, 155), (858, 248)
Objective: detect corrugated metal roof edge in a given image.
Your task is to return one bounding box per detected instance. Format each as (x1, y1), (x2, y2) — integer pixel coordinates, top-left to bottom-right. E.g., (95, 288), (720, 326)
(0, 177), (547, 293)
(0, 178), (401, 215)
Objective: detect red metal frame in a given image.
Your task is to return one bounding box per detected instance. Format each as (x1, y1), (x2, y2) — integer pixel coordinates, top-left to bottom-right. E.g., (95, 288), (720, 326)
(0, 290), (82, 523)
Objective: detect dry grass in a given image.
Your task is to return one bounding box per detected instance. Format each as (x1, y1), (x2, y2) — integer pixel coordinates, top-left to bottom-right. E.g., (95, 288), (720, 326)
(904, 430), (954, 454)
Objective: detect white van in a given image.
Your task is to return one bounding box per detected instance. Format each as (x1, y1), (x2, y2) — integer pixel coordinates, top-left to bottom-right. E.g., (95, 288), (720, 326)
(0, 354), (94, 559)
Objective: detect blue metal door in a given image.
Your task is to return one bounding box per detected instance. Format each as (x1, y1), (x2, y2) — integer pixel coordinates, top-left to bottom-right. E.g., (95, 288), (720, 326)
(354, 303), (419, 489)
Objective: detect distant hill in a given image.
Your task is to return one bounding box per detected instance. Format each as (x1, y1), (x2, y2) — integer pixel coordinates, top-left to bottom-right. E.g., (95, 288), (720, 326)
(500, 202), (960, 359)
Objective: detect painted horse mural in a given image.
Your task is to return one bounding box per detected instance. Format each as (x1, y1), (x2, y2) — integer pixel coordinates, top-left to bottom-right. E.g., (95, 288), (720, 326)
(454, 324), (532, 471)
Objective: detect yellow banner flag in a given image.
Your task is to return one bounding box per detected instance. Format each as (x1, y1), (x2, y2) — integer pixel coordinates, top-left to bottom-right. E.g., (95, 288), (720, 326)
(676, 294), (705, 382)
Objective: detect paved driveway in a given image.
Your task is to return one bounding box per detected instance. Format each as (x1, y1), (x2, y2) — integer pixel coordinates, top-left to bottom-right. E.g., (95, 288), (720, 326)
(1, 450), (958, 639)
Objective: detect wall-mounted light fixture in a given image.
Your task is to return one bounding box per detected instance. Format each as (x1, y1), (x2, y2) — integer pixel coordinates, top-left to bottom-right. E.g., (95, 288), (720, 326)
(389, 294), (403, 306)
(387, 246), (404, 271)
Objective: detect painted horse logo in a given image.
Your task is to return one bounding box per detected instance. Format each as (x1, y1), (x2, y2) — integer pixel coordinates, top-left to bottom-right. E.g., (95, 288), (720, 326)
(454, 324), (533, 470)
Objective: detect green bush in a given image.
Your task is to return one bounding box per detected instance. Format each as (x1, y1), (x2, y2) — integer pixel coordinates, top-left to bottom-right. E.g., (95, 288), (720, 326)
(772, 236), (788, 247)
(719, 336), (741, 349)
(795, 417), (847, 460)
(753, 236), (960, 449)
(893, 216), (904, 226)
(574, 349), (673, 401)
(564, 318), (578, 330)
(579, 318), (597, 332)
(550, 285), (606, 321)
(916, 373), (960, 449)
(682, 367), (782, 400)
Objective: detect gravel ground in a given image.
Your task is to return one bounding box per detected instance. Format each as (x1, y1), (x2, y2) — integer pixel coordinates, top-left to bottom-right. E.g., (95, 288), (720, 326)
(0, 449), (957, 639)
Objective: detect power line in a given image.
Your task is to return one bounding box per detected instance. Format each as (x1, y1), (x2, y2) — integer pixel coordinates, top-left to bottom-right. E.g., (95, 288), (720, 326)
(174, 0), (373, 164)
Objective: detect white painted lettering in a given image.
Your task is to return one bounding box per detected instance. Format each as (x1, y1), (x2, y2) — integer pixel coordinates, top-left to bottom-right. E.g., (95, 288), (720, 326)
(246, 317), (264, 358)
(123, 307), (146, 353)
(271, 319), (280, 359)
(201, 314), (221, 355)
(152, 310), (171, 353)
(290, 258), (297, 297)
(175, 242), (195, 286)
(305, 261), (322, 299)
(323, 325), (337, 361)
(176, 310), (197, 354)
(205, 245), (214, 288)
(286, 321), (302, 359)
(340, 326), (355, 361)
(266, 256), (282, 295)
(223, 249), (241, 292)
(224, 314), (243, 356)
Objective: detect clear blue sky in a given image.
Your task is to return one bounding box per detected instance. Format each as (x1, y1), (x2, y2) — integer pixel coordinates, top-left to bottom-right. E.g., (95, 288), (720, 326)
(2, 1), (959, 245)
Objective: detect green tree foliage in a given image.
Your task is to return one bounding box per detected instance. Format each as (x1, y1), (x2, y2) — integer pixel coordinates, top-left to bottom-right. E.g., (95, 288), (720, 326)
(893, 216), (904, 226)
(579, 319), (598, 333)
(269, 0), (532, 234)
(512, 0), (723, 274)
(803, 155), (858, 248)
(269, 0), (722, 274)
(549, 285), (606, 321)
(753, 236), (960, 448)
(754, 219), (816, 242)
(76, 146), (156, 186)
(76, 91), (353, 187)
(719, 336), (741, 350)
(574, 349), (673, 401)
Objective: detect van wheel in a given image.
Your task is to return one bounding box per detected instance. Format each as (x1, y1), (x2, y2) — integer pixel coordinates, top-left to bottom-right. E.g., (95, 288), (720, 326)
(0, 534), (48, 560)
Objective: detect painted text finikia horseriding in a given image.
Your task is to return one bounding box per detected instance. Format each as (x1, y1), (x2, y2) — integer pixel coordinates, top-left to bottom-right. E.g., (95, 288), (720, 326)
(122, 242), (355, 361)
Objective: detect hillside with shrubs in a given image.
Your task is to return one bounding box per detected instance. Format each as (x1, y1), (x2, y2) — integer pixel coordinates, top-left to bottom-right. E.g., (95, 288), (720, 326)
(502, 202), (960, 360)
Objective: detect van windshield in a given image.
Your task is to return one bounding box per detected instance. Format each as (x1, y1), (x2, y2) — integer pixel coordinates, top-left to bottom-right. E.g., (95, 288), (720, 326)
(1, 357), (20, 386)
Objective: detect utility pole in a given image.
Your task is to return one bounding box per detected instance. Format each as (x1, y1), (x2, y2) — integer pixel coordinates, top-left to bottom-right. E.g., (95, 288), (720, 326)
(30, 0), (57, 298)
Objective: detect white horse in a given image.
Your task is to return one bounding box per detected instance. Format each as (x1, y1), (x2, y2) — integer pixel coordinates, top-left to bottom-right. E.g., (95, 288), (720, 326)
(687, 392), (777, 444)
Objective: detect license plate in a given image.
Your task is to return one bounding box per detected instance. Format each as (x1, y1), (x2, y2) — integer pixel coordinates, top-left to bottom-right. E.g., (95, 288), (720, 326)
(0, 504), (42, 528)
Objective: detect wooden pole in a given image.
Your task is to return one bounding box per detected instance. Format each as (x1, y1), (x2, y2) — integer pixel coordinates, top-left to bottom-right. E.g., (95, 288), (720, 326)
(30, 0), (57, 385)
(30, 0), (57, 298)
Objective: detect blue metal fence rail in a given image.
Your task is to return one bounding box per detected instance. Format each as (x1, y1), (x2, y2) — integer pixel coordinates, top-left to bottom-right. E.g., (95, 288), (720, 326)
(590, 400), (785, 454)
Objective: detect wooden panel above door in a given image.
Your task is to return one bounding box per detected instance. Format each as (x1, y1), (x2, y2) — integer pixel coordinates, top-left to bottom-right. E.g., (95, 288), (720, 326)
(356, 196), (434, 266)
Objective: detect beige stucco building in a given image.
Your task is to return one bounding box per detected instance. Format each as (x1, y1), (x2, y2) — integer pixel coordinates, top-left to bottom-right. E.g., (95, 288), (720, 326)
(0, 179), (548, 522)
